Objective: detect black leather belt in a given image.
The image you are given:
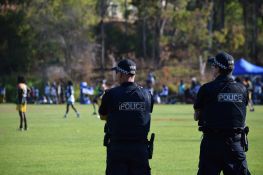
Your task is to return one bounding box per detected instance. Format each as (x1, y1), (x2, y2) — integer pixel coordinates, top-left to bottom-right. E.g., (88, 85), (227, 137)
(110, 138), (148, 144)
(199, 127), (243, 136)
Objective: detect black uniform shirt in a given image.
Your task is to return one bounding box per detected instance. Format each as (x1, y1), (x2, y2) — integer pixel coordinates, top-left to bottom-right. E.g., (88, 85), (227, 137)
(99, 82), (154, 140)
(194, 75), (248, 129)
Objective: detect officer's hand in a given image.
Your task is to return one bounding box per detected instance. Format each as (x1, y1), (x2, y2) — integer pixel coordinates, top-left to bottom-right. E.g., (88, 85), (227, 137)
(100, 114), (107, 121)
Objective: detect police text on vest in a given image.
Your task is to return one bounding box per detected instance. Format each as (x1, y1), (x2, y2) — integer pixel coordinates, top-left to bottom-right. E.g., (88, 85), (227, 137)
(218, 93), (243, 102)
(119, 102), (145, 111)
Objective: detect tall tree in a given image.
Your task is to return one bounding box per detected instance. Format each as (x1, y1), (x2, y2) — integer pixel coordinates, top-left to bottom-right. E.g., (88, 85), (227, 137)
(212, 0), (225, 31)
(25, 0), (98, 80)
(97, 0), (109, 74)
(0, 0), (31, 76)
(132, 0), (148, 59)
(240, 0), (262, 62)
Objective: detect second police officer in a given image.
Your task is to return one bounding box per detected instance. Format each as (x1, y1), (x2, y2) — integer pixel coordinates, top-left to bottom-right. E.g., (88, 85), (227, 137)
(193, 52), (250, 175)
(99, 59), (154, 175)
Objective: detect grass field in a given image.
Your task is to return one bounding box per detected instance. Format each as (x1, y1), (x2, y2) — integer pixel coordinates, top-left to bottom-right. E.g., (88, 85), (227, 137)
(0, 104), (262, 175)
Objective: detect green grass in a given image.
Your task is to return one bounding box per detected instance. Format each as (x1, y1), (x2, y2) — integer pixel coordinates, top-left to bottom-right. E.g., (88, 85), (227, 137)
(0, 104), (262, 175)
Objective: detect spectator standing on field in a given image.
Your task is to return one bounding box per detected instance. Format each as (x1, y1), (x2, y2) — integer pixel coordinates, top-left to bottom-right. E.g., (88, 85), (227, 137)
(243, 77), (255, 112)
(44, 82), (51, 104)
(34, 87), (40, 103)
(190, 77), (201, 101)
(50, 82), (58, 104)
(146, 71), (156, 95)
(253, 77), (262, 104)
(178, 80), (186, 103)
(57, 82), (63, 104)
(159, 84), (169, 104)
(0, 84), (6, 103)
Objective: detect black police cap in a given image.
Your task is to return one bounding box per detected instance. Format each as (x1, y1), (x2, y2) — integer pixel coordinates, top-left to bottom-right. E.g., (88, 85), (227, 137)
(112, 59), (136, 75)
(208, 52), (234, 70)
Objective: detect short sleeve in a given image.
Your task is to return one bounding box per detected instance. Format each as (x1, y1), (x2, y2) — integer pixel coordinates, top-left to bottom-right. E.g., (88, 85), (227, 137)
(99, 90), (110, 116)
(193, 85), (205, 110)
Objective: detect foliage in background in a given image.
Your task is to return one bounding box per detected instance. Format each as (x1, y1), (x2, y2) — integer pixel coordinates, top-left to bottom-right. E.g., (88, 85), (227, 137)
(0, 0), (263, 101)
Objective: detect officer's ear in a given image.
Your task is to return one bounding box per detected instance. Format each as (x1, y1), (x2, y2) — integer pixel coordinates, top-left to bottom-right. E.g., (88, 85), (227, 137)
(122, 73), (131, 79)
(127, 73), (135, 78)
(119, 73), (124, 79)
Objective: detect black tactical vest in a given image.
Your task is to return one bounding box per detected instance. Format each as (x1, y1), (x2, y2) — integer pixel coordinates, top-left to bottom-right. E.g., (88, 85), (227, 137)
(106, 82), (152, 140)
(198, 75), (248, 129)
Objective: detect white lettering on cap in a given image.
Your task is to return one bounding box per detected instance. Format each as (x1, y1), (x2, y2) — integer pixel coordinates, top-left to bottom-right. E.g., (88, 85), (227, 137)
(130, 66), (136, 70)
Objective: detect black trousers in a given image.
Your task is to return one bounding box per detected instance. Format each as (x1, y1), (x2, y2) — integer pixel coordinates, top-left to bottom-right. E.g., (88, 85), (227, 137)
(106, 142), (151, 175)
(198, 134), (250, 175)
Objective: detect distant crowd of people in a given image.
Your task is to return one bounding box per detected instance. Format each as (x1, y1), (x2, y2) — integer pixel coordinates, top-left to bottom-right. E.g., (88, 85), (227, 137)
(234, 76), (263, 111)
(34, 81), (107, 105)
(145, 74), (202, 105)
(42, 82), (64, 104)
(144, 72), (263, 106)
(0, 74), (263, 106)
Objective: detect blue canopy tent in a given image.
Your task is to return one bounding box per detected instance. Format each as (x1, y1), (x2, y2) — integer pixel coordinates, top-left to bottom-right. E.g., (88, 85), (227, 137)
(233, 58), (263, 75)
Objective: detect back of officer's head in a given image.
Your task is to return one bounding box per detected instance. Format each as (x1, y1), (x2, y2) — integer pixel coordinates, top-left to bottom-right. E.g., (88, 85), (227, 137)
(208, 52), (234, 75)
(112, 59), (136, 77)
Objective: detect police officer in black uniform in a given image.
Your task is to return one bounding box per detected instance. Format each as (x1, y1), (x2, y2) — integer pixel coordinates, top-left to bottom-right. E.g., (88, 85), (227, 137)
(194, 52), (250, 175)
(99, 59), (154, 175)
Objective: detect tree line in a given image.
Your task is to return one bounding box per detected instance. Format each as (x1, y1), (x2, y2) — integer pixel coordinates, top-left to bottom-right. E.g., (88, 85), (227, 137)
(0, 0), (263, 83)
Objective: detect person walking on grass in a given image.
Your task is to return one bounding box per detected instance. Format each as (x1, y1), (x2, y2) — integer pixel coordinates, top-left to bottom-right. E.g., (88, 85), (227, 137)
(64, 80), (80, 118)
(16, 76), (30, 131)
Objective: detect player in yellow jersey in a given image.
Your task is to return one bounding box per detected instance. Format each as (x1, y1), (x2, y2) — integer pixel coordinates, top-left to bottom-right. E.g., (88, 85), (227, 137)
(16, 76), (30, 131)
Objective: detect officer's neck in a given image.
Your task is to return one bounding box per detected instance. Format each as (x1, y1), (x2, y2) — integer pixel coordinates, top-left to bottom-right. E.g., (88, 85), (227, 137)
(119, 75), (135, 84)
(212, 67), (220, 80)
(120, 80), (135, 86)
(215, 74), (232, 81)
